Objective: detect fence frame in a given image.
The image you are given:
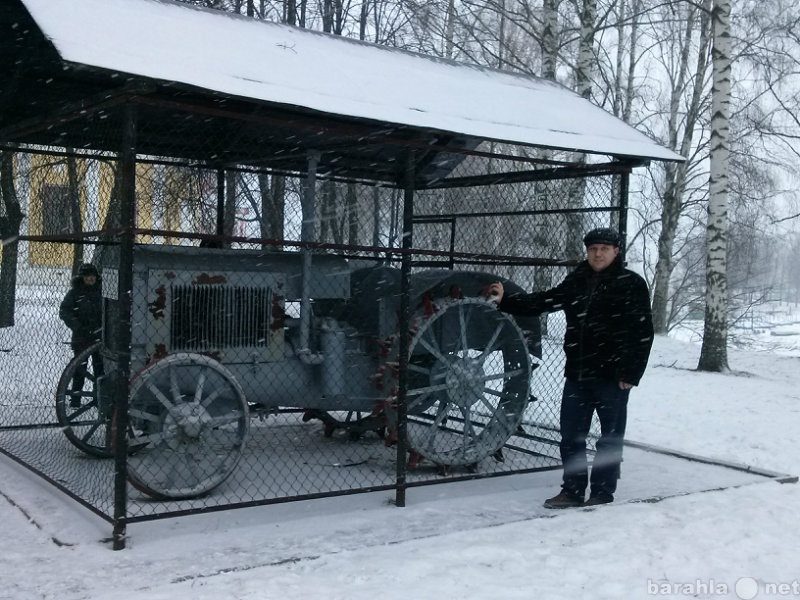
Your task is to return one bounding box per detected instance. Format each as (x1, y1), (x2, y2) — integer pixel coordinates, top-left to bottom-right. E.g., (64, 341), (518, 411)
(0, 0), (674, 550)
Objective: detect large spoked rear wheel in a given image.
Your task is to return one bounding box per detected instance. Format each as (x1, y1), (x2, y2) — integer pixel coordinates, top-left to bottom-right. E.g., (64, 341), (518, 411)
(126, 353), (249, 500)
(393, 297), (532, 466)
(55, 343), (113, 458)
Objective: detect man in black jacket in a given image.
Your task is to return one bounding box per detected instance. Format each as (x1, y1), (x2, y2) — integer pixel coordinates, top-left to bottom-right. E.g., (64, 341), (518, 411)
(59, 263), (104, 408)
(488, 228), (653, 508)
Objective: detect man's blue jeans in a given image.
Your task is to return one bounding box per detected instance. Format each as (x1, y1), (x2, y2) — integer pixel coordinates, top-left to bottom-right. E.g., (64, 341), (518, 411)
(559, 378), (629, 499)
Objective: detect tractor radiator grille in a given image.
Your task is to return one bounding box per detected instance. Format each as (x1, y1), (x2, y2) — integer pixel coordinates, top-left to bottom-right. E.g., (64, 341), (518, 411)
(170, 284), (272, 351)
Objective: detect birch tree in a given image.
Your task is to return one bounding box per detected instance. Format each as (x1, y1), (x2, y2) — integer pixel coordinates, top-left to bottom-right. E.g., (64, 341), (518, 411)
(566, 0), (597, 257)
(697, 0), (731, 372)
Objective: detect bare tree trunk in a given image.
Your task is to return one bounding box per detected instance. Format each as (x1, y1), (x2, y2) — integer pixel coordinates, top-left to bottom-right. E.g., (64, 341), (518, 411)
(319, 179), (341, 244)
(497, 0), (507, 68)
(371, 187), (381, 256)
(92, 161), (123, 268)
(67, 153), (84, 271)
(613, 0), (641, 123)
(532, 0), (560, 317)
(444, 0), (456, 58)
(298, 0), (306, 27)
(652, 0), (712, 333)
(224, 170), (237, 245)
(258, 172), (283, 249)
(333, 0), (344, 34)
(698, 0), (731, 372)
(541, 0), (559, 81)
(347, 182), (358, 245)
(267, 0), (298, 252)
(613, 0), (627, 119)
(564, 0), (597, 257)
(651, 167), (682, 332)
(321, 0), (332, 32)
(574, 0), (596, 101)
(271, 175), (286, 243)
(284, 0), (305, 27)
(623, 1), (641, 124)
(359, 0), (369, 41)
(0, 148), (23, 328)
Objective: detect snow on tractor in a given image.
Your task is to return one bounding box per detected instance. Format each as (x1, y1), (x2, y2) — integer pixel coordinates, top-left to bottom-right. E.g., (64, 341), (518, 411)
(55, 245), (541, 499)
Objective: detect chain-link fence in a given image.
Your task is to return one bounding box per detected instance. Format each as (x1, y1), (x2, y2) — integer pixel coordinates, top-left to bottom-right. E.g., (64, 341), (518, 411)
(0, 97), (629, 547)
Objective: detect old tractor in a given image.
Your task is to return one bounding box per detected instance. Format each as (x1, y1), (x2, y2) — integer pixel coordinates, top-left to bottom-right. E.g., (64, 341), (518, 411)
(55, 245), (540, 499)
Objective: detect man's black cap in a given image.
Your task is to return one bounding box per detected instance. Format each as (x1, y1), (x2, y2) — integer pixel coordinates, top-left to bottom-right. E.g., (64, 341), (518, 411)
(78, 263), (99, 277)
(583, 227), (621, 247)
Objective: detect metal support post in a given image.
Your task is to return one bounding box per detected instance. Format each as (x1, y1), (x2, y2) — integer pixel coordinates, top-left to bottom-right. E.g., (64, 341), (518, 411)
(395, 151), (415, 508)
(112, 104), (136, 550)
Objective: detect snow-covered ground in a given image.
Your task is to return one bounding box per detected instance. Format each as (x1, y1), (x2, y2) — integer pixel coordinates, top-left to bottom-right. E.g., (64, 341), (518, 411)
(2, 329), (799, 600)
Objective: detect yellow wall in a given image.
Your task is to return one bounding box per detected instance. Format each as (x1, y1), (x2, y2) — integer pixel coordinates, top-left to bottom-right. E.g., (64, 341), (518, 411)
(164, 166), (190, 245)
(28, 159), (167, 268)
(26, 159), (197, 269)
(28, 155), (88, 266)
(135, 163), (154, 244)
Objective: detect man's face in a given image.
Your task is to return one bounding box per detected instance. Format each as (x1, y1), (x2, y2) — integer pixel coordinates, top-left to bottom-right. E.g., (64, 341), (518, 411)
(586, 243), (619, 272)
(82, 274), (97, 286)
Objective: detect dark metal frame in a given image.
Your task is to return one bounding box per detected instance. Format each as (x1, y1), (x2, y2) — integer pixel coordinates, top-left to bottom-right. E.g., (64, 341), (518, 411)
(0, 0), (647, 549)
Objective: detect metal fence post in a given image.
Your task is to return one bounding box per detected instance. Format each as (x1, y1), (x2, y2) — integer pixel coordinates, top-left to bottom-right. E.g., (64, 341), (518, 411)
(618, 168), (630, 263)
(395, 151), (415, 508)
(112, 103), (136, 550)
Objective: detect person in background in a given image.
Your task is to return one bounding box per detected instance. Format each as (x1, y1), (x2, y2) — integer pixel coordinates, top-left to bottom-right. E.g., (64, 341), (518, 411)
(488, 227), (654, 508)
(59, 263), (104, 408)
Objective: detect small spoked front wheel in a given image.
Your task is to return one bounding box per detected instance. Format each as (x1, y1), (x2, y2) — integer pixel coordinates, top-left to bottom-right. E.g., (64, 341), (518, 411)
(55, 343), (113, 458)
(126, 353), (249, 500)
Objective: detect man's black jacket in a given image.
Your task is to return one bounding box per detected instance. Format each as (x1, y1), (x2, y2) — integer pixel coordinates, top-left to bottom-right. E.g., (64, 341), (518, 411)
(498, 258), (654, 386)
(59, 276), (103, 348)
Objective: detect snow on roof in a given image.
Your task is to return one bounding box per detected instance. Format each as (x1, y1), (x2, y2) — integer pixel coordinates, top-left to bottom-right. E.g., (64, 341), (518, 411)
(20, 0), (682, 163)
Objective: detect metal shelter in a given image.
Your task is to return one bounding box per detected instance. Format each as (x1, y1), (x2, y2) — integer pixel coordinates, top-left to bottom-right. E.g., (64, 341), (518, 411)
(0, 0), (681, 549)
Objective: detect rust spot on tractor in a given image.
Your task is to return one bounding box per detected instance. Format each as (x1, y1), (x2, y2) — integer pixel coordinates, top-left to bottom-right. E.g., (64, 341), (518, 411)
(148, 285), (167, 320)
(193, 273), (227, 285)
(421, 291), (436, 317)
(152, 344), (168, 360)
